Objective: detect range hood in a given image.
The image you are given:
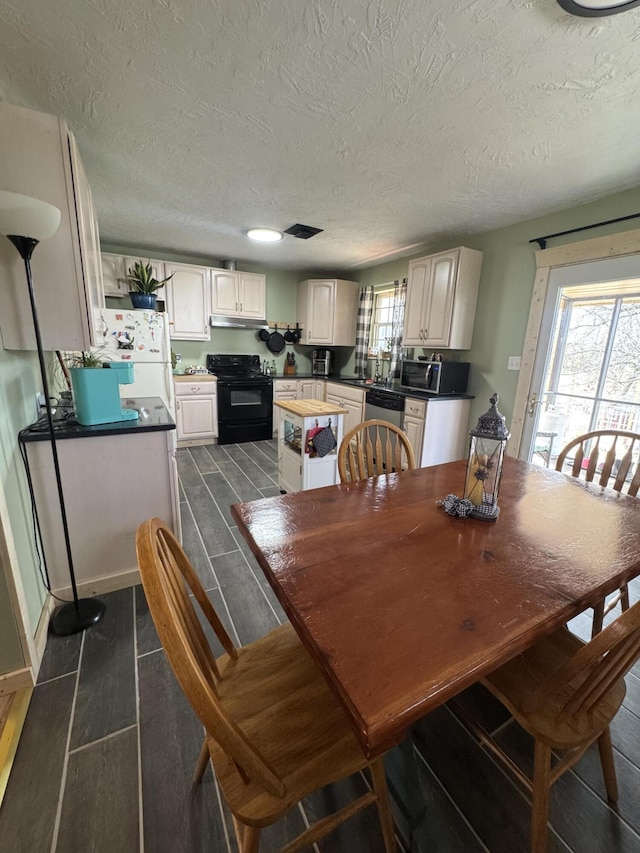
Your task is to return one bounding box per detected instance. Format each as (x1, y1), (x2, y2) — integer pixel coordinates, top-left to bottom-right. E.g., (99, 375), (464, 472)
(210, 314), (268, 330)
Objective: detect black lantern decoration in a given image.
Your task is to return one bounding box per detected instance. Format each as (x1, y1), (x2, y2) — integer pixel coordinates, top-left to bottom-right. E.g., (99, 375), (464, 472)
(464, 393), (510, 521)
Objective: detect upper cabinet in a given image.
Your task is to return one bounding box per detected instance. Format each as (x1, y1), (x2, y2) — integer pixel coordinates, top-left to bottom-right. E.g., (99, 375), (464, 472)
(211, 269), (266, 320)
(164, 262), (211, 341)
(404, 247), (482, 350)
(297, 279), (359, 346)
(102, 253), (127, 297)
(0, 103), (105, 351)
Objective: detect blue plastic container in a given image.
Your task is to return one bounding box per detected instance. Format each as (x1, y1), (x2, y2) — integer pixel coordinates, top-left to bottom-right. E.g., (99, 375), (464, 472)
(70, 363), (138, 426)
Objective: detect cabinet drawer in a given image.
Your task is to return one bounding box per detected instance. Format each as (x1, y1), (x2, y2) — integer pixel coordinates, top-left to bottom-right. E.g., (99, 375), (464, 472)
(175, 379), (217, 397)
(404, 398), (426, 420)
(325, 382), (364, 404)
(275, 380), (297, 393)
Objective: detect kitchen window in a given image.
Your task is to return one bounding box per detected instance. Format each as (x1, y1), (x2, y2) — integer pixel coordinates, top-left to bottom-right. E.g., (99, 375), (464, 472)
(368, 285), (395, 356)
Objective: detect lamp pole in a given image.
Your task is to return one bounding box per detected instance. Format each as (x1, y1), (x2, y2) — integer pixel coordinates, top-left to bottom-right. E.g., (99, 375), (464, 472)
(0, 192), (104, 635)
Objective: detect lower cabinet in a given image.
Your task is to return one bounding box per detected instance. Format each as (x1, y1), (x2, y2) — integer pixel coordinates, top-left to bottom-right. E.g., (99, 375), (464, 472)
(175, 378), (218, 444)
(404, 397), (471, 467)
(273, 379), (298, 436)
(325, 382), (365, 436)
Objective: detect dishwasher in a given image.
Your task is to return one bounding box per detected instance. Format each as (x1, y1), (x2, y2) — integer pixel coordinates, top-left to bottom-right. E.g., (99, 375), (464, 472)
(364, 387), (405, 427)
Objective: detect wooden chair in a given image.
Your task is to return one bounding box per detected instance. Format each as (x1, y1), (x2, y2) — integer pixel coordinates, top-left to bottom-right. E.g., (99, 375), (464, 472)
(338, 419), (416, 483)
(459, 601), (640, 853)
(555, 429), (640, 636)
(136, 518), (397, 853)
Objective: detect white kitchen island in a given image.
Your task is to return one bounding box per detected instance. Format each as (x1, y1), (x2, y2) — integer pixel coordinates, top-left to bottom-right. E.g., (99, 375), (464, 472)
(275, 398), (344, 493)
(19, 397), (180, 597)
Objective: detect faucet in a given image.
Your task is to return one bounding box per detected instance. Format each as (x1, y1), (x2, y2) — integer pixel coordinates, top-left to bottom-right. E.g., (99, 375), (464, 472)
(374, 358), (382, 383)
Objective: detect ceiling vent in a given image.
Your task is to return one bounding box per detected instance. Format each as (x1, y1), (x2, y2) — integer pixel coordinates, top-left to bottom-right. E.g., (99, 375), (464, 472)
(284, 223), (324, 240)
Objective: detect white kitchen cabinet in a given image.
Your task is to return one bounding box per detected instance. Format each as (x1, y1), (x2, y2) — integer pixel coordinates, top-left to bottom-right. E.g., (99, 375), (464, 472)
(403, 397), (471, 468)
(211, 269), (266, 320)
(402, 398), (427, 465)
(324, 381), (365, 435)
(298, 379), (322, 400)
(297, 279), (360, 346)
(102, 253), (127, 297)
(404, 247), (482, 349)
(165, 262), (211, 340)
(23, 426), (180, 593)
(175, 377), (218, 444)
(0, 102), (105, 351)
(273, 379), (298, 436)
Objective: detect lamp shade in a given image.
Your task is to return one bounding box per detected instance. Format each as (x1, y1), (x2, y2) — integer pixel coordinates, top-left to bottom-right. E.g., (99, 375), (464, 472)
(0, 191), (61, 240)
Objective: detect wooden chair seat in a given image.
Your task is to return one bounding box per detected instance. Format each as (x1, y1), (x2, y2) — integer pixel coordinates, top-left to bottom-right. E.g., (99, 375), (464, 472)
(211, 622), (379, 825)
(338, 418), (416, 483)
(555, 429), (640, 636)
(136, 518), (397, 853)
(461, 600), (640, 852)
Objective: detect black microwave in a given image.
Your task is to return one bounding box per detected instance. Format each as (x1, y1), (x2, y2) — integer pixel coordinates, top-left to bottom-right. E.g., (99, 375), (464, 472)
(400, 360), (470, 395)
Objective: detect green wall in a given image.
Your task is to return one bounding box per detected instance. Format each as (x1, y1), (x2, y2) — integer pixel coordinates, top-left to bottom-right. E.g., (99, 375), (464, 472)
(354, 186), (640, 431)
(0, 344), (46, 673)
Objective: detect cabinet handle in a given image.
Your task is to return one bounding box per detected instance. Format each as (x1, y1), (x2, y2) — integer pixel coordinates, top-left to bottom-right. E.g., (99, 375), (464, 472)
(418, 330), (423, 340)
(177, 400), (181, 409)
(235, 302), (238, 311)
(239, 303), (242, 312)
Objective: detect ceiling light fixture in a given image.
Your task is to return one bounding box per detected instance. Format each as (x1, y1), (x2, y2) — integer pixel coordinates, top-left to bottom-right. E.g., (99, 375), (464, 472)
(557, 0), (640, 15)
(246, 227), (283, 243)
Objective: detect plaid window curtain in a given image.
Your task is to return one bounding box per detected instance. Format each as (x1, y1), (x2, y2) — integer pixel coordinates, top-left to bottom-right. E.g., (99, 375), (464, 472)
(354, 286), (374, 378)
(388, 278), (407, 379)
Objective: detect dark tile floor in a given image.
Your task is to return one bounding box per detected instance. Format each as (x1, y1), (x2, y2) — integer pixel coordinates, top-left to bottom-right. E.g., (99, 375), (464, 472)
(1, 439), (640, 852)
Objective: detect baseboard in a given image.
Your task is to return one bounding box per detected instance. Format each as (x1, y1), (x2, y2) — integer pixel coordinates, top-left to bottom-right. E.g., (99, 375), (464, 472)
(0, 688), (32, 806)
(177, 437), (218, 448)
(52, 567), (141, 600)
(0, 668), (33, 698)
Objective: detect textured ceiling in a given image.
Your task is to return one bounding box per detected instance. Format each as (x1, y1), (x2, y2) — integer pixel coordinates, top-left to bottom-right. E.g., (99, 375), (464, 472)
(1, 0), (640, 272)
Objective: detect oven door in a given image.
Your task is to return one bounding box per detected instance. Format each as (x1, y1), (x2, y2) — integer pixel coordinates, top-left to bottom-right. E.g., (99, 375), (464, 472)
(217, 380), (273, 444)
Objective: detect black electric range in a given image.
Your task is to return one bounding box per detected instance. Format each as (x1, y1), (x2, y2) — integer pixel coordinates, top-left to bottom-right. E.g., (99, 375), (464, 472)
(206, 354), (273, 445)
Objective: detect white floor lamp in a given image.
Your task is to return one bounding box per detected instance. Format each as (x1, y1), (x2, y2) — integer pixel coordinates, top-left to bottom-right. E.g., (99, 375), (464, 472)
(0, 190), (105, 635)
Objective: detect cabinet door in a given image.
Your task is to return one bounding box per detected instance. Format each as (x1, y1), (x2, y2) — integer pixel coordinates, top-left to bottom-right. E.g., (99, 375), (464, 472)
(326, 395), (362, 435)
(404, 258), (431, 346)
(101, 254), (127, 297)
(238, 272), (266, 319)
(273, 392), (297, 435)
(211, 271), (239, 316)
(403, 415), (424, 468)
(176, 396), (217, 440)
(68, 134), (105, 347)
(423, 251), (459, 347)
(307, 280), (336, 344)
(298, 380), (318, 400)
(165, 263), (211, 340)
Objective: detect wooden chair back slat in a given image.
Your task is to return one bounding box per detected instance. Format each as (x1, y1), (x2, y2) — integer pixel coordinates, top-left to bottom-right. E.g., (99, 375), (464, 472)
(338, 419), (416, 483)
(523, 601), (640, 717)
(556, 430), (640, 496)
(136, 518), (286, 798)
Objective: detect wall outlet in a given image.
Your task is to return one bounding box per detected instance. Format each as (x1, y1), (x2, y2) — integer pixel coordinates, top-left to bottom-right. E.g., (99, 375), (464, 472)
(507, 356), (521, 371)
(36, 392), (46, 408)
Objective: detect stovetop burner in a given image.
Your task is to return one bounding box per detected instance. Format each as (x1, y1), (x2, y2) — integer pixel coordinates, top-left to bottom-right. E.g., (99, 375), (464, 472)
(206, 353), (270, 383)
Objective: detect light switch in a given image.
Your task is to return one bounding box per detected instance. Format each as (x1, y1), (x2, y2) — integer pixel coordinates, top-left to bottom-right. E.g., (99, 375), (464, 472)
(507, 356), (521, 371)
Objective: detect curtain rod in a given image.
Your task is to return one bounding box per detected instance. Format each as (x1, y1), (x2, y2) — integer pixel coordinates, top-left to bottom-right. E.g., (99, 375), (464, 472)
(530, 211), (640, 250)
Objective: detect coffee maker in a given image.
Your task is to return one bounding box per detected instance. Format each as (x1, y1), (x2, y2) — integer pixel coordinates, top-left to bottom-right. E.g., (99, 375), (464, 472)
(312, 348), (334, 376)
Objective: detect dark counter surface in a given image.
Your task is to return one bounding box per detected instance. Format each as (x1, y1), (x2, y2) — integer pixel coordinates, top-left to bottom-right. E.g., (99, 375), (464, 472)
(274, 374), (473, 401)
(19, 396), (175, 443)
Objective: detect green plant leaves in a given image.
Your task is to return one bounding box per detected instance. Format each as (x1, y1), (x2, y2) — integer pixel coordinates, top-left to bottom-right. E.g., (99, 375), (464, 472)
(126, 260), (174, 293)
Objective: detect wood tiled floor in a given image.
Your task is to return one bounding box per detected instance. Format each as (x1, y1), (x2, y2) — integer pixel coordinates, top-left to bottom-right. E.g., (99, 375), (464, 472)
(1, 439), (640, 852)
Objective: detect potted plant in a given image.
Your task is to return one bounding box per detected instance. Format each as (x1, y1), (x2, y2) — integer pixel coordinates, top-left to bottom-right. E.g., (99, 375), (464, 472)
(126, 261), (174, 310)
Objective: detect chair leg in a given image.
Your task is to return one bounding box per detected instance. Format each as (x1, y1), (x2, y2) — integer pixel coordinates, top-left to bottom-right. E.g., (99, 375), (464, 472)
(592, 600), (605, 638)
(192, 737), (209, 784)
(369, 758), (398, 853)
(620, 582), (630, 612)
(597, 726), (619, 803)
(240, 824), (261, 853)
(531, 740), (551, 853)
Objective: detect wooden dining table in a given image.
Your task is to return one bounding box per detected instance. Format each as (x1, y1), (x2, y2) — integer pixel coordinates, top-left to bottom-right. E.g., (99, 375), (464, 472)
(231, 456), (640, 759)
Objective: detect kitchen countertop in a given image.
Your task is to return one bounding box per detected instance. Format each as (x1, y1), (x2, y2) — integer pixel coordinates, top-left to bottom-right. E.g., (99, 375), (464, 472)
(173, 373), (217, 381)
(274, 374), (473, 401)
(19, 396), (176, 443)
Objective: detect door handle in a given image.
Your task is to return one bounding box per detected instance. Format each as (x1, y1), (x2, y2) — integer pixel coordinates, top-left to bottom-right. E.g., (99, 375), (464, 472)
(528, 393), (544, 416)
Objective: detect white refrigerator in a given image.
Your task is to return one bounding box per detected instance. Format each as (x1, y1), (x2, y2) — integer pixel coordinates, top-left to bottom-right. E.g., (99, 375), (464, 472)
(97, 308), (176, 419)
